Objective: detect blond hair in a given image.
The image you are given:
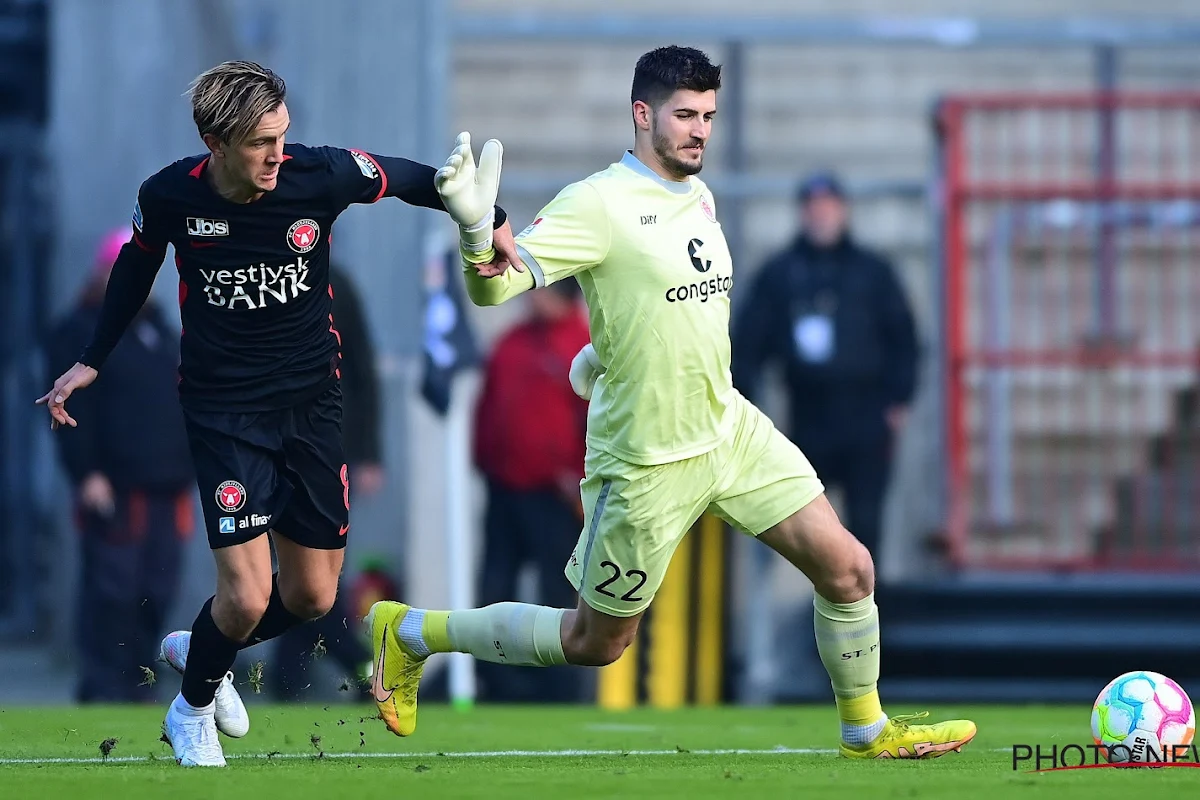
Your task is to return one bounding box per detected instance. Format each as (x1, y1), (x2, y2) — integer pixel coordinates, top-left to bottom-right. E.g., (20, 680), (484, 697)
(186, 60), (286, 145)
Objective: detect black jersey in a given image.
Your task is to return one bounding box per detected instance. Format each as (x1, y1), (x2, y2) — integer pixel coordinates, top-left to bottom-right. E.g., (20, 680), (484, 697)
(81, 143), (502, 412)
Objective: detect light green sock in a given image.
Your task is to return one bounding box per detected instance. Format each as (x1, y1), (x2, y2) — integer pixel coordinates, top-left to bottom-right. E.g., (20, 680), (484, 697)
(813, 593), (884, 728)
(402, 603), (568, 667)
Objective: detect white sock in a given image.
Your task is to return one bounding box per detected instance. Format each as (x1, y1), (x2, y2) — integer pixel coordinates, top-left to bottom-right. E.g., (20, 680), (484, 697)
(173, 692), (214, 716)
(842, 715), (888, 746)
(396, 608), (431, 657)
(446, 603), (569, 666)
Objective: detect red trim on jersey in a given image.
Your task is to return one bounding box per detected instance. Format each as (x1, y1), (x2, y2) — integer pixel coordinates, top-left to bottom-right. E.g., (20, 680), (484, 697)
(189, 157), (210, 179)
(328, 313), (343, 347)
(178, 280), (188, 307)
(281, 154), (293, 162)
(132, 232), (161, 253)
(328, 312), (343, 380)
(352, 149), (388, 203)
(328, 284), (334, 299)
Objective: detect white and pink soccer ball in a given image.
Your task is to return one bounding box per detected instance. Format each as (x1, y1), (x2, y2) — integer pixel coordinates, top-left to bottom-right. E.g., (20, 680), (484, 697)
(1092, 670), (1196, 764)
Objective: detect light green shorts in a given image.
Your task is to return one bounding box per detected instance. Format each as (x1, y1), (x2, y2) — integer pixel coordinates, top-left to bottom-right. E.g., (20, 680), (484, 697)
(564, 395), (825, 617)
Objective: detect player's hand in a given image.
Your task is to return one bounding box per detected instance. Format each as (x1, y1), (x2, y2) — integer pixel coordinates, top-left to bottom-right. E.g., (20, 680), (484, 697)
(568, 343), (604, 400)
(491, 219), (524, 273)
(80, 472), (116, 518)
(435, 132), (503, 260)
(35, 362), (98, 430)
(469, 220), (525, 278)
(353, 462), (386, 496)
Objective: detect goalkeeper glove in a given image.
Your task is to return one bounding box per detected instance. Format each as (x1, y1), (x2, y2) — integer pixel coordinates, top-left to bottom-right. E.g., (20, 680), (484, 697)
(568, 343), (604, 400)
(434, 131), (502, 264)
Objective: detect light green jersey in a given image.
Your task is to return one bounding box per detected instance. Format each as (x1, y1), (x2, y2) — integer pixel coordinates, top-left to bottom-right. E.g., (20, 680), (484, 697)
(464, 151), (737, 466)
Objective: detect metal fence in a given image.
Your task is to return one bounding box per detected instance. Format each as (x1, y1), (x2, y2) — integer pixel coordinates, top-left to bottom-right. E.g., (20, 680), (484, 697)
(938, 92), (1200, 571)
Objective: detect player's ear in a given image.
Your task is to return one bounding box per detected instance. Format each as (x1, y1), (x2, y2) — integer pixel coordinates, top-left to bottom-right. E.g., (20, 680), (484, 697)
(632, 100), (652, 132)
(201, 132), (224, 159)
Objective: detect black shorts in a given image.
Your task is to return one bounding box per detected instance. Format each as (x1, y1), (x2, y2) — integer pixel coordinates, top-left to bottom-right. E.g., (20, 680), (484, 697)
(184, 384), (349, 550)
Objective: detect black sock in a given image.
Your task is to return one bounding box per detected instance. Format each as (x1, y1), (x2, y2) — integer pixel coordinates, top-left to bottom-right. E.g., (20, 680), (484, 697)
(241, 572), (305, 649)
(180, 597), (241, 708)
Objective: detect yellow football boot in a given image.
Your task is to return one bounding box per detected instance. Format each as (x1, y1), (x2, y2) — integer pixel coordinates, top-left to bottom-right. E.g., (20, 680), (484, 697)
(840, 712), (977, 759)
(364, 601), (427, 737)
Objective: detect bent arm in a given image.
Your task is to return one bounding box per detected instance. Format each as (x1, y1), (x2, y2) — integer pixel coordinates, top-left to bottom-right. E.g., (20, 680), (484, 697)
(79, 239), (165, 369)
(461, 258), (538, 306)
(461, 181), (610, 307)
(328, 147), (507, 225)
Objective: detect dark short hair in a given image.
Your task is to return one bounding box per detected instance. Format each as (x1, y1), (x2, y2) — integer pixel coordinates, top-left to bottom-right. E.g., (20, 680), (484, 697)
(797, 170), (847, 204)
(631, 46), (722, 109)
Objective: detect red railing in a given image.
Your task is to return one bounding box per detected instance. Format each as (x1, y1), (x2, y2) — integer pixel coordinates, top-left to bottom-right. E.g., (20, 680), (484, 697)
(939, 92), (1200, 571)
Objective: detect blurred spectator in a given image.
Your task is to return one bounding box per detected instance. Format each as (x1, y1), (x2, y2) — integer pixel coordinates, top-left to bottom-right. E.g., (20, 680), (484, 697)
(473, 280), (591, 703)
(270, 263), (380, 700)
(732, 171), (919, 557)
(45, 228), (194, 703)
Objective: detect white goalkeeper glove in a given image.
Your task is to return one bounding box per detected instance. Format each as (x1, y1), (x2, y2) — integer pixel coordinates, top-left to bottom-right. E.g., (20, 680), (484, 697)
(569, 343), (604, 401)
(434, 131), (502, 264)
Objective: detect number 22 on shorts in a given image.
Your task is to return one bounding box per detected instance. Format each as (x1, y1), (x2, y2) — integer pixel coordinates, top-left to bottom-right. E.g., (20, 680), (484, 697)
(593, 560), (648, 603)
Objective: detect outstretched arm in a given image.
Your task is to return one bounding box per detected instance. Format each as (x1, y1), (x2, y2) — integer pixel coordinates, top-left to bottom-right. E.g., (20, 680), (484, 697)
(324, 144), (523, 269)
(437, 141), (610, 309)
(38, 185), (166, 429)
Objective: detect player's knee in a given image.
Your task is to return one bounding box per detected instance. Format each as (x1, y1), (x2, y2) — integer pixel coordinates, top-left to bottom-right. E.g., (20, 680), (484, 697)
(815, 532), (875, 604)
(563, 629), (636, 667)
(280, 582), (337, 621)
(214, 587), (271, 640)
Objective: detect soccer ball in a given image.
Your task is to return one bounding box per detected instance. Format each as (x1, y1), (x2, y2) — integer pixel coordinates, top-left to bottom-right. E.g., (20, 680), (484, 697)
(1091, 670), (1196, 764)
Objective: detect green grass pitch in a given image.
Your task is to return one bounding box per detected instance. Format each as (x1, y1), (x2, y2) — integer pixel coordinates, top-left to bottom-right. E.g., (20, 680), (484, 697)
(1, 703), (1196, 798)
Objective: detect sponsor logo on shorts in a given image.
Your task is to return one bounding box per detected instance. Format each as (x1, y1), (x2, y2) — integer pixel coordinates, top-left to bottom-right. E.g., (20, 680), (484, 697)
(287, 218), (320, 254)
(218, 512), (271, 534)
(216, 480), (247, 513)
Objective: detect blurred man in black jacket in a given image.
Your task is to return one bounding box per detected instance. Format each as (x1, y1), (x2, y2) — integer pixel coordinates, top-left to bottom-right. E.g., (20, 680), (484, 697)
(732, 172), (919, 557)
(46, 228), (195, 702)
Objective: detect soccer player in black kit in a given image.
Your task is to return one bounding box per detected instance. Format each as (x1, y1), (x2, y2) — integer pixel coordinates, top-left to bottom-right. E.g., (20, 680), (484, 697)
(37, 61), (522, 767)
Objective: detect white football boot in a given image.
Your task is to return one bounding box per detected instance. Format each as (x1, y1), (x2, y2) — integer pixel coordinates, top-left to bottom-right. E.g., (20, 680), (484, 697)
(159, 630), (250, 738)
(162, 694), (226, 767)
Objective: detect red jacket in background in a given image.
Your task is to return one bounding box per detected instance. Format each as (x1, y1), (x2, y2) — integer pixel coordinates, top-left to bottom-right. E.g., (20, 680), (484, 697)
(473, 310), (591, 491)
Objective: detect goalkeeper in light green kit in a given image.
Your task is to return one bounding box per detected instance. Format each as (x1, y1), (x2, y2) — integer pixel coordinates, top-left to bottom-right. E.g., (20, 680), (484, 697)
(367, 45), (976, 759)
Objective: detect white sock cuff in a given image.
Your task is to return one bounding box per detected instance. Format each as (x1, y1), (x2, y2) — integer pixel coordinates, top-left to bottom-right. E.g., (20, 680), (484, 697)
(397, 608), (431, 657)
(174, 693), (214, 716)
(814, 592), (876, 623)
(532, 606), (568, 666)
